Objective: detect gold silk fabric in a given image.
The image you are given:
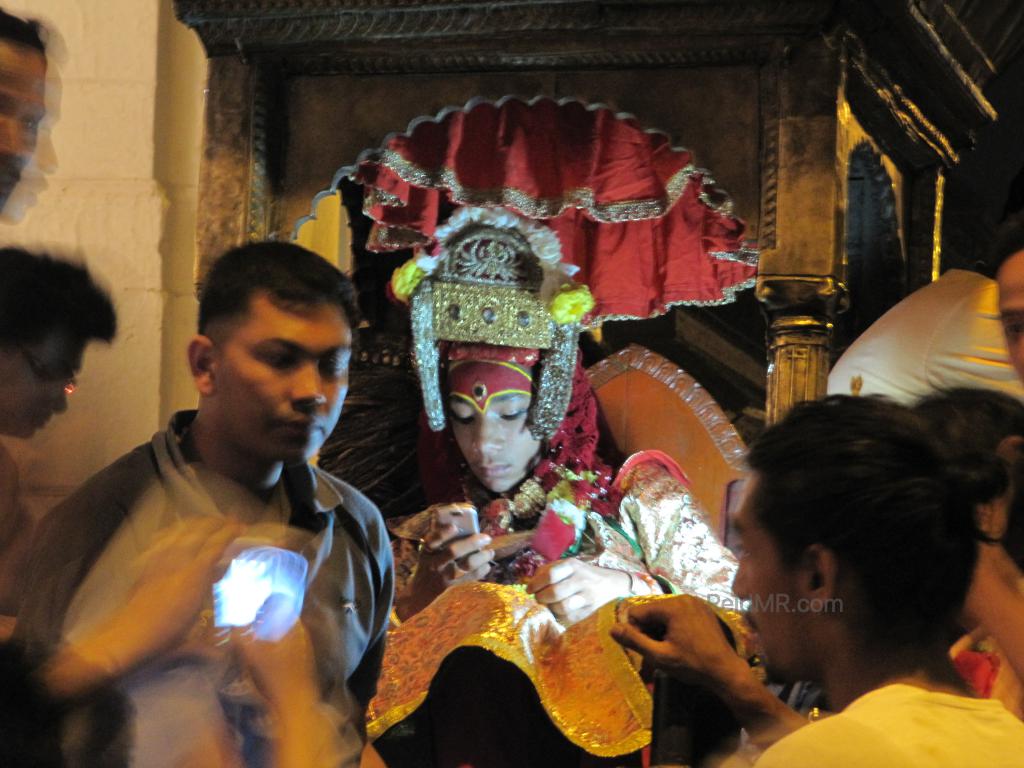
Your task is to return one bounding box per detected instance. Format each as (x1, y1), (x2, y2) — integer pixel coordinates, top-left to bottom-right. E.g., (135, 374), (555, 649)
(368, 584), (652, 756)
(611, 458), (738, 604)
(372, 459), (741, 755)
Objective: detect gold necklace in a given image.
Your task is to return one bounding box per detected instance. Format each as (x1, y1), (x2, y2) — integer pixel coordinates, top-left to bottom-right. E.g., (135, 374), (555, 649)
(509, 477), (546, 519)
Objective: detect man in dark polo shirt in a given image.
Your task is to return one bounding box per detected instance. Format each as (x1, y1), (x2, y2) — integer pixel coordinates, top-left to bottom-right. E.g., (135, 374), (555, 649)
(19, 242), (393, 768)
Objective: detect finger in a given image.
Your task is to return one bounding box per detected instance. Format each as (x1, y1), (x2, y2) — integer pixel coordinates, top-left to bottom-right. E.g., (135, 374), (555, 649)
(422, 523), (461, 551)
(173, 518), (227, 549)
(253, 593), (301, 642)
(526, 559), (575, 593)
(548, 592), (587, 616)
(229, 625), (261, 661)
(447, 533), (492, 561)
(623, 596), (694, 628)
(196, 523), (243, 561)
(457, 548), (495, 573)
(461, 563), (493, 582)
(610, 621), (669, 662)
(177, 523), (244, 584)
(135, 519), (225, 572)
(160, 519), (236, 555)
(441, 559), (469, 586)
(532, 576), (581, 605)
(424, 534), (491, 573)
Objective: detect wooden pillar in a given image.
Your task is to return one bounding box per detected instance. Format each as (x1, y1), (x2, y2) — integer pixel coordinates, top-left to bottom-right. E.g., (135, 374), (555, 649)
(755, 37), (844, 422)
(757, 276), (846, 424)
(195, 56), (253, 280)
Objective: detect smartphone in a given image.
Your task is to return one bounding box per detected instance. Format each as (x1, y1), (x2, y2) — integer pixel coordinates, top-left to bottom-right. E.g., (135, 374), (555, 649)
(434, 503), (479, 538)
(213, 544), (308, 640)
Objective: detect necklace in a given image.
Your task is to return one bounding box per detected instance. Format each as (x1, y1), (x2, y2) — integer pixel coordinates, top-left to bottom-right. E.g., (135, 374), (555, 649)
(509, 477), (546, 519)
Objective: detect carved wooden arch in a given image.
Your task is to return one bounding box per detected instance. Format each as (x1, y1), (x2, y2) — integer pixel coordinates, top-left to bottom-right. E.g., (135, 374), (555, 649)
(587, 344), (745, 533)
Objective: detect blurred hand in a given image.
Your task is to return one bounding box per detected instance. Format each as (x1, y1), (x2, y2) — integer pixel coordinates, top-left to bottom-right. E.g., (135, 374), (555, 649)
(234, 619), (318, 713)
(46, 518), (241, 698)
(235, 621), (348, 768)
(395, 506), (494, 619)
(610, 594), (747, 687)
(527, 558), (631, 625)
(102, 518), (243, 670)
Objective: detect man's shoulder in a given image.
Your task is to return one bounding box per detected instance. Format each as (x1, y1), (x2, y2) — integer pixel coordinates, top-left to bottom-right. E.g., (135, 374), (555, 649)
(314, 467), (382, 525)
(312, 466), (391, 554)
(756, 712), (916, 768)
(18, 441), (159, 647)
(35, 442), (156, 539)
(58, 442), (155, 505)
(758, 685), (1024, 768)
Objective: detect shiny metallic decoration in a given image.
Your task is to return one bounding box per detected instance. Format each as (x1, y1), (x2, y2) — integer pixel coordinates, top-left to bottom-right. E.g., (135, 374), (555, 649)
(410, 212), (579, 438)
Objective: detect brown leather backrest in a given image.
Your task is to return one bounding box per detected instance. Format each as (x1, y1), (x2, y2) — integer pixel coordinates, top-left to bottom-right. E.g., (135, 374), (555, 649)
(588, 345), (746, 534)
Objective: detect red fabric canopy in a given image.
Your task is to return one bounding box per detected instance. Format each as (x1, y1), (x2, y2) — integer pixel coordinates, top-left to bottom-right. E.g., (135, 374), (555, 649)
(353, 96), (757, 319)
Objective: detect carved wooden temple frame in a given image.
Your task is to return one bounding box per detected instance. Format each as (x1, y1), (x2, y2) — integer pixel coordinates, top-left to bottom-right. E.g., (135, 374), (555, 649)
(174, 0), (1003, 422)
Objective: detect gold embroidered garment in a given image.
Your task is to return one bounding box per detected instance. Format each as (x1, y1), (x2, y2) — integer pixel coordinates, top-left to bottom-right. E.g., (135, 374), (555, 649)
(612, 459), (738, 604)
(367, 583), (652, 756)
(370, 459), (741, 755)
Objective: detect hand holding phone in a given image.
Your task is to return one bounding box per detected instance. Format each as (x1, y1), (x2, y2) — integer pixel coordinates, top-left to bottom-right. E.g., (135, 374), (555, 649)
(433, 503), (479, 538)
(213, 543), (308, 641)
(395, 504), (493, 619)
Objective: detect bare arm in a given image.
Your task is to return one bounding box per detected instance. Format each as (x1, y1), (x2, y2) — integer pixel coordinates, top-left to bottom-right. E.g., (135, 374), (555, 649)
(41, 519), (239, 699)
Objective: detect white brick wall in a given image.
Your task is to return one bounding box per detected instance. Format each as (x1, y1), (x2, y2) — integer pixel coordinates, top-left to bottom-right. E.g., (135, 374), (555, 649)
(0, 0), (207, 516)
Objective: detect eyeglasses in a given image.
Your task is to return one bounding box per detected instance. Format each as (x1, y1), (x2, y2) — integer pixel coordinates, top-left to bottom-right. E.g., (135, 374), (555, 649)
(19, 345), (77, 395)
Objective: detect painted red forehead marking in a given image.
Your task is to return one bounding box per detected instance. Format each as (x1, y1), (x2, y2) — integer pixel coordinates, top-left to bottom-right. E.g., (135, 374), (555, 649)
(448, 360), (533, 413)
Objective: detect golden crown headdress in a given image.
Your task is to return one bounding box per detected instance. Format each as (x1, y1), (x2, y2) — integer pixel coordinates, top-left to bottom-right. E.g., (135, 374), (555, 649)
(392, 207), (594, 439)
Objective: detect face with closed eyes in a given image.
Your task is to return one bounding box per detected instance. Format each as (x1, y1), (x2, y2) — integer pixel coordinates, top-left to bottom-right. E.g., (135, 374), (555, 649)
(447, 360), (542, 493)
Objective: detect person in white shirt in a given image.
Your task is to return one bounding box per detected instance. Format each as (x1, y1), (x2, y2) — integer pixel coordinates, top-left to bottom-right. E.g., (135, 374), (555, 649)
(613, 395), (1024, 767)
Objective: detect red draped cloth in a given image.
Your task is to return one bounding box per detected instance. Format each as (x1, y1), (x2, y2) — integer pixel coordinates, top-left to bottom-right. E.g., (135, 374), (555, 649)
(354, 96), (757, 320)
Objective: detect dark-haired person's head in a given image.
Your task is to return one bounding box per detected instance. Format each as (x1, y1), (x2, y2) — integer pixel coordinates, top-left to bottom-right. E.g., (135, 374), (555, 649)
(994, 212), (1024, 383)
(914, 387), (1024, 570)
(198, 241), (359, 334)
(190, 242), (359, 472)
(736, 396), (990, 685)
(0, 248), (116, 437)
(0, 9), (46, 214)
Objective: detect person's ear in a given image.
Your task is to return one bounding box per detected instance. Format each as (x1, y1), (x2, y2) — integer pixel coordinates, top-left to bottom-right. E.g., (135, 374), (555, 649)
(799, 543), (839, 602)
(995, 434), (1024, 465)
(188, 334), (218, 396)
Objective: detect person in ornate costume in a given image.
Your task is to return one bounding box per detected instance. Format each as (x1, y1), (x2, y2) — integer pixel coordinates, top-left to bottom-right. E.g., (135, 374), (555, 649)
(369, 206), (744, 766)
